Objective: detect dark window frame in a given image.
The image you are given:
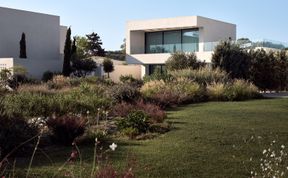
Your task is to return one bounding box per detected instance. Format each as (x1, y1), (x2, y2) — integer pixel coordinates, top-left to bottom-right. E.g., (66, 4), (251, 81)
(145, 28), (199, 54)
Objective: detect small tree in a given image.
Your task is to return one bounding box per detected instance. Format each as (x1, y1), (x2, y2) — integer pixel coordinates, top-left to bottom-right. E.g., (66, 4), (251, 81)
(165, 52), (202, 71)
(19, 33), (27, 58)
(62, 27), (72, 76)
(86, 32), (105, 57)
(103, 58), (114, 78)
(212, 41), (250, 79)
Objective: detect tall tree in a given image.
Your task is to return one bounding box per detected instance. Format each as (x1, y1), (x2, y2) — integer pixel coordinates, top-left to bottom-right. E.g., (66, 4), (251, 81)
(71, 37), (77, 56)
(212, 41), (250, 79)
(249, 49), (278, 91)
(74, 36), (89, 59)
(62, 27), (72, 76)
(103, 58), (114, 78)
(86, 32), (105, 57)
(19, 33), (27, 58)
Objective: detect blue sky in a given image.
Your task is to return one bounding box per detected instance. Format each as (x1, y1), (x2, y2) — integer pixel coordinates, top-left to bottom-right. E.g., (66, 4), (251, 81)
(1, 0), (287, 50)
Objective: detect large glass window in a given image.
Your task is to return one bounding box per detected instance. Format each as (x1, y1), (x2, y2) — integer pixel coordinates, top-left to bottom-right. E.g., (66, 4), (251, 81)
(145, 29), (199, 54)
(182, 29), (199, 52)
(145, 32), (163, 53)
(163, 30), (181, 53)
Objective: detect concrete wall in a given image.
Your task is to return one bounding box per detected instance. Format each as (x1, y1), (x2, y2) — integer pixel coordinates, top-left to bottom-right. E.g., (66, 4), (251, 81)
(197, 16), (236, 44)
(108, 65), (142, 82)
(126, 16), (236, 65)
(126, 51), (213, 64)
(0, 7), (65, 79)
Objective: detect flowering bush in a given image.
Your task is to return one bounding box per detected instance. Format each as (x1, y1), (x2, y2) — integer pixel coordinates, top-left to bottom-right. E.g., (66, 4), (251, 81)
(111, 100), (166, 123)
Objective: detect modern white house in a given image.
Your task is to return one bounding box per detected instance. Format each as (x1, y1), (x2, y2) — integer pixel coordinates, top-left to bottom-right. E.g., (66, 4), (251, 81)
(0, 7), (67, 79)
(126, 16), (236, 77)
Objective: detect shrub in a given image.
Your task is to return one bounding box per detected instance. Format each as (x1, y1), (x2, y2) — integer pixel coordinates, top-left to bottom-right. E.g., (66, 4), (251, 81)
(206, 82), (226, 101)
(3, 86), (111, 118)
(42, 71), (54, 82)
(141, 79), (204, 107)
(121, 127), (139, 139)
(46, 115), (87, 146)
(111, 100), (166, 123)
(165, 52), (204, 71)
(140, 80), (166, 97)
(3, 92), (53, 118)
(0, 115), (38, 159)
(212, 41), (250, 79)
(171, 78), (204, 103)
(109, 84), (140, 103)
(117, 110), (149, 134)
(143, 70), (173, 83)
(224, 79), (260, 101)
(47, 75), (70, 89)
(120, 75), (143, 88)
(169, 66), (229, 85)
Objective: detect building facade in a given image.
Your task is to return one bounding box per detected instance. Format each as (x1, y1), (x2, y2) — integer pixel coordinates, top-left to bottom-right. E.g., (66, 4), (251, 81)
(126, 16), (236, 77)
(0, 7), (66, 79)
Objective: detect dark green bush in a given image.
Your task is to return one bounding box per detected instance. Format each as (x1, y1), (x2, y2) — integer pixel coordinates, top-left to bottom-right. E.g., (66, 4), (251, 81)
(0, 115), (39, 159)
(117, 110), (149, 134)
(46, 115), (87, 146)
(165, 52), (204, 71)
(42, 71), (54, 82)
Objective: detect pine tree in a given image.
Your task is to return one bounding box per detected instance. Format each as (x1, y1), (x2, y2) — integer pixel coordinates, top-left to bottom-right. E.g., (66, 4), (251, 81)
(19, 33), (27, 58)
(62, 27), (72, 76)
(86, 32), (105, 57)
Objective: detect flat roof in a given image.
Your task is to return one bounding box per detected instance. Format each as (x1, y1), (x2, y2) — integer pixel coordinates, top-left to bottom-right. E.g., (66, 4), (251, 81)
(127, 15), (236, 26)
(0, 6), (59, 18)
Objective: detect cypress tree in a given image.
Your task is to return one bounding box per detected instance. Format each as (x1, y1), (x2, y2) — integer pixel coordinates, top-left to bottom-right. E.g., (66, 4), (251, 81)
(62, 27), (72, 76)
(19, 33), (27, 58)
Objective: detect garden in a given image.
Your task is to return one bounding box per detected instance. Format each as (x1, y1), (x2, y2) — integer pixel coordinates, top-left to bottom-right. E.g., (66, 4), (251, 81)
(0, 39), (288, 177)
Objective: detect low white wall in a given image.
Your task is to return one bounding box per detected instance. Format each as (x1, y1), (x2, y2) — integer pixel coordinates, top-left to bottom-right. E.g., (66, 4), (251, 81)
(0, 58), (14, 71)
(108, 65), (141, 82)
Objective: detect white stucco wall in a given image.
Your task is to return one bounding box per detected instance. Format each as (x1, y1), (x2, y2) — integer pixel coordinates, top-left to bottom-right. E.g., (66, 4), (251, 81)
(0, 7), (65, 79)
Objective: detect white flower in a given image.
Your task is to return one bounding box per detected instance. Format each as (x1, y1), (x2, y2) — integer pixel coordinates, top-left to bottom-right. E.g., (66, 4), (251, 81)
(109, 143), (117, 151)
(263, 149), (267, 154)
(281, 145), (285, 149)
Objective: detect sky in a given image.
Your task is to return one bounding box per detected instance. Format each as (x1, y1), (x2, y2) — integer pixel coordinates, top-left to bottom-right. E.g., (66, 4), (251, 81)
(1, 0), (287, 50)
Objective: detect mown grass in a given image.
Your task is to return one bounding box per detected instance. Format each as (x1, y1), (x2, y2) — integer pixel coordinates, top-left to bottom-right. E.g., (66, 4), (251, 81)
(11, 98), (288, 178)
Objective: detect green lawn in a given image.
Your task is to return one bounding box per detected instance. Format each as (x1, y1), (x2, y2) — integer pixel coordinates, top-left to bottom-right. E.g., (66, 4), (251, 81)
(12, 98), (288, 177)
